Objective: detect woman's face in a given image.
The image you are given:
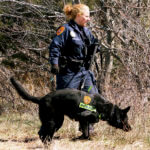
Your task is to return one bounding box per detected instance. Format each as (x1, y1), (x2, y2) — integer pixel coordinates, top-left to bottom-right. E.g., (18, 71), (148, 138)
(75, 9), (90, 27)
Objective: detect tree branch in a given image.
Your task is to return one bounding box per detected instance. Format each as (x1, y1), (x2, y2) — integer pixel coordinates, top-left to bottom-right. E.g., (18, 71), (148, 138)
(0, 0), (46, 9)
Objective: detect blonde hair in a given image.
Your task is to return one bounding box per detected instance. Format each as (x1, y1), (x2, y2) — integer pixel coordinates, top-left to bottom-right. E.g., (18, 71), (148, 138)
(63, 4), (89, 20)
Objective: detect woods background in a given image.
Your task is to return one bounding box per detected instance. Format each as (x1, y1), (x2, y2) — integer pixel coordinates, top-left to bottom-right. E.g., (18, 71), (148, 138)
(0, 0), (150, 149)
(0, 0), (149, 114)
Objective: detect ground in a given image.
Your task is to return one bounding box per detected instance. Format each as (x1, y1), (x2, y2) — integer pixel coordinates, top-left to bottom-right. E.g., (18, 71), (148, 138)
(0, 112), (150, 150)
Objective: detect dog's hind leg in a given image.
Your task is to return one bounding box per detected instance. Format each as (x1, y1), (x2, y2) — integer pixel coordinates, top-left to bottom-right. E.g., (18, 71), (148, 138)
(38, 120), (56, 144)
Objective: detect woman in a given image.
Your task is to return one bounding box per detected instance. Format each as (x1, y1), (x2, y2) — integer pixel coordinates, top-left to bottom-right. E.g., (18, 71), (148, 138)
(49, 3), (100, 94)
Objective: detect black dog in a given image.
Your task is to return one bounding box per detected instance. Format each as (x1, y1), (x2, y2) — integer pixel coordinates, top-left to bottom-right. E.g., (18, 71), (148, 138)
(10, 77), (131, 143)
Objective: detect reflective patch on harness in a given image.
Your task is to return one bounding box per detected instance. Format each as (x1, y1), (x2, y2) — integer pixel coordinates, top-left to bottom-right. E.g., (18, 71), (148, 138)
(79, 102), (96, 112)
(56, 26), (65, 35)
(83, 96), (91, 104)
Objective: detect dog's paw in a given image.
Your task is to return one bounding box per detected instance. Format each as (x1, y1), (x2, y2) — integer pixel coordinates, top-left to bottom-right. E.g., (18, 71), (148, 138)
(71, 135), (90, 141)
(53, 135), (60, 139)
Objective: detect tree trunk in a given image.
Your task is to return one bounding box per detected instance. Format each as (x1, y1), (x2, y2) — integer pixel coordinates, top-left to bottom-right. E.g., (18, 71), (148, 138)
(98, 1), (114, 94)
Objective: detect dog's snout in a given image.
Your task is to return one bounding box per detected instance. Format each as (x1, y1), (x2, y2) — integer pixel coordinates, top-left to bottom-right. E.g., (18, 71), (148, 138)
(123, 124), (132, 132)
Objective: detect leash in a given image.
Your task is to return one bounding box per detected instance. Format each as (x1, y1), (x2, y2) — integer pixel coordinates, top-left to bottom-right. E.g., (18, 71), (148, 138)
(79, 44), (99, 90)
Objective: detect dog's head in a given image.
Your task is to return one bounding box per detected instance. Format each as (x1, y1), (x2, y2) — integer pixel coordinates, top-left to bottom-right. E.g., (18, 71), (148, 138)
(107, 106), (131, 132)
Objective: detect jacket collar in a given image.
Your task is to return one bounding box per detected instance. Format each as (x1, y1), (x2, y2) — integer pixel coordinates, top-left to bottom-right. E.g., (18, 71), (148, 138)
(69, 20), (85, 33)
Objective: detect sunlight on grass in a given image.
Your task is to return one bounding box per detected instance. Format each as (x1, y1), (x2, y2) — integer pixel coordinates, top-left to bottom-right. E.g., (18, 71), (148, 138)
(0, 113), (40, 139)
(0, 111), (150, 150)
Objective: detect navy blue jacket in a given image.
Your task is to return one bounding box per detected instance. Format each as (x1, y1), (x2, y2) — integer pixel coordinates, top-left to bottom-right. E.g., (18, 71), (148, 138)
(49, 20), (97, 65)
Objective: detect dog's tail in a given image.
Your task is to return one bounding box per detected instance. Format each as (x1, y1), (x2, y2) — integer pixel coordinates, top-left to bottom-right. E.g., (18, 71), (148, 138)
(10, 77), (40, 104)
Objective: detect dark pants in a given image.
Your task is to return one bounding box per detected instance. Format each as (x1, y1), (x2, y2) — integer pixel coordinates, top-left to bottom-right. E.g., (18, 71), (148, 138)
(56, 69), (98, 94)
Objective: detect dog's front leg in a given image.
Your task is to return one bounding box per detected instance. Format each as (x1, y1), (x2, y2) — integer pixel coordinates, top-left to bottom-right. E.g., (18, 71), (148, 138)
(79, 121), (90, 139)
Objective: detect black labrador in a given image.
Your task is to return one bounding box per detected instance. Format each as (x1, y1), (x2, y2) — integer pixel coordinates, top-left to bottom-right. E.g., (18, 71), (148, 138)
(10, 77), (131, 143)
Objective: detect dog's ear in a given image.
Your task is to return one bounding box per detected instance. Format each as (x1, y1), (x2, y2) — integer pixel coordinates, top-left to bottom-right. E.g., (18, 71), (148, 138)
(123, 106), (130, 114)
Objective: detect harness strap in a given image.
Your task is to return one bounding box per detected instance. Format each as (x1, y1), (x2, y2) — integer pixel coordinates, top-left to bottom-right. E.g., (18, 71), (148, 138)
(79, 102), (101, 119)
(79, 102), (96, 112)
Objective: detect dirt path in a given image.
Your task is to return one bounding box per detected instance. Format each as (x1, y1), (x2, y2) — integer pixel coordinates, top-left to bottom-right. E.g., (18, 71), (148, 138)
(0, 137), (148, 150)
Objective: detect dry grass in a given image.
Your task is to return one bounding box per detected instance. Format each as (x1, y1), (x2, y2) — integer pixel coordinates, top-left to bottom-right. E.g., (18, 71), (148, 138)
(1, 73), (150, 149)
(0, 109), (150, 150)
(0, 74), (149, 150)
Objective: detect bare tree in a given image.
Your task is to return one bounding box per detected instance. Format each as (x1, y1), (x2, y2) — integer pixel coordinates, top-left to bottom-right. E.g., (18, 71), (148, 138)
(0, 0), (150, 111)
(87, 0), (149, 104)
